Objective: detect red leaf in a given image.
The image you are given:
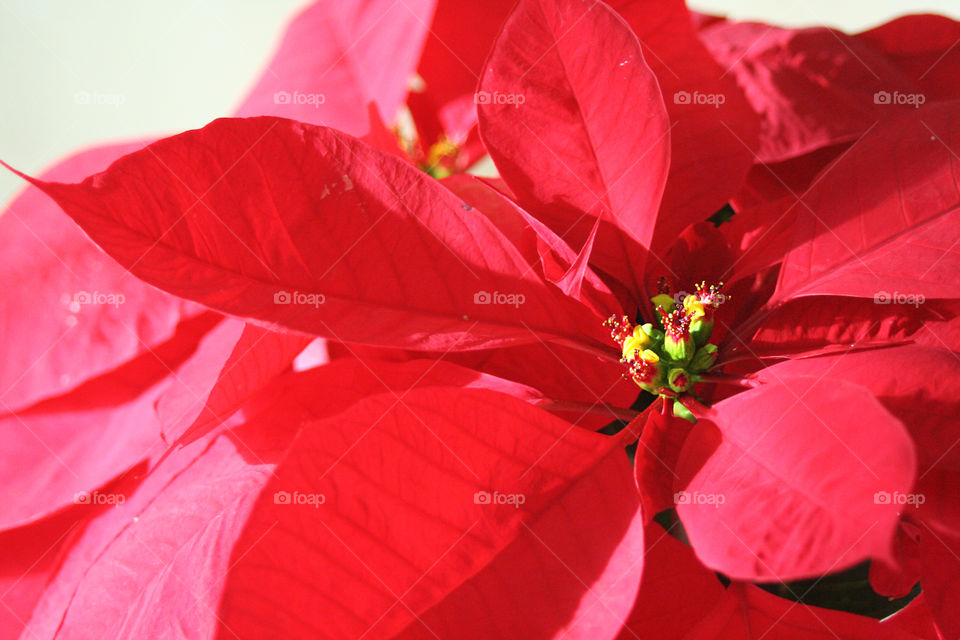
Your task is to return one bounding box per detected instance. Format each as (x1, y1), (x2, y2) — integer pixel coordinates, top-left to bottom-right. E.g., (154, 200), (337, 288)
(749, 296), (932, 357)
(6, 117), (609, 354)
(677, 377), (916, 581)
(440, 173), (620, 317)
(758, 346), (960, 534)
(869, 520), (921, 598)
(0, 312), (219, 529)
(919, 527), (960, 640)
(407, 0), (516, 146)
(249, 357), (547, 425)
(0, 142), (196, 412)
(881, 593), (944, 640)
(218, 387), (642, 639)
(621, 522), (919, 639)
(0, 511), (79, 638)
(22, 417), (298, 640)
(857, 14), (960, 103)
(235, 0), (437, 135)
(700, 20), (920, 162)
(477, 0), (671, 294)
(771, 104), (960, 303)
(156, 319), (313, 446)
(442, 341), (637, 430)
(685, 583), (923, 639)
(618, 522), (725, 639)
(633, 403), (694, 520)
(610, 0), (761, 255)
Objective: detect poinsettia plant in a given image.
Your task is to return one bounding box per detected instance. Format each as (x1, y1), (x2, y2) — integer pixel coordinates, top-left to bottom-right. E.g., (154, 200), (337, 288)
(1, 0), (959, 638)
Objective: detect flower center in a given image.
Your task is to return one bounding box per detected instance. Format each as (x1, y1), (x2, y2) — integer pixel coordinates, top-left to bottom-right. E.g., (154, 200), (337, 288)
(603, 281), (726, 421)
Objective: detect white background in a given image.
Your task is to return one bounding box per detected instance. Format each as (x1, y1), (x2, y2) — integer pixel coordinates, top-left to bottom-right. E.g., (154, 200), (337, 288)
(2, 0), (959, 203)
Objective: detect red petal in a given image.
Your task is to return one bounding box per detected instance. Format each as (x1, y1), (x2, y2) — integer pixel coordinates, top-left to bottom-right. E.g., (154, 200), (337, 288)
(686, 583), (923, 639)
(0, 142), (196, 412)
(0, 511), (79, 638)
(610, 0), (761, 255)
(219, 387), (642, 638)
(919, 527), (960, 640)
(678, 377), (915, 581)
(156, 319), (313, 446)
(235, 0), (437, 135)
(23, 416), (298, 639)
(757, 345), (960, 532)
(881, 593), (944, 640)
(857, 14), (960, 103)
(6, 117), (608, 353)
(407, 0), (515, 146)
(0, 312), (219, 529)
(477, 0), (671, 294)
(869, 521), (921, 598)
(633, 403), (694, 521)
(443, 341), (637, 430)
(618, 521), (725, 638)
(749, 296), (934, 357)
(771, 104), (960, 303)
(700, 20), (920, 162)
(622, 521), (916, 639)
(440, 173), (620, 317)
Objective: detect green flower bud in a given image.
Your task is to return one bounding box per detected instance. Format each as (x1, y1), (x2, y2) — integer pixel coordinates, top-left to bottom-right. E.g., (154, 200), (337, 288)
(672, 400), (697, 423)
(661, 309), (694, 364)
(667, 368), (693, 393)
(651, 293), (675, 313)
(689, 343), (719, 372)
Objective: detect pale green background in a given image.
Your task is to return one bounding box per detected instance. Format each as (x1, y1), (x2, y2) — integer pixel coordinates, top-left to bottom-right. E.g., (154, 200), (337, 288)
(2, 0), (959, 203)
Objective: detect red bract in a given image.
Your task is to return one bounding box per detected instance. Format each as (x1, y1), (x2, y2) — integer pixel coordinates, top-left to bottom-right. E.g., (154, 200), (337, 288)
(3, 0), (960, 638)
(234, 0), (437, 136)
(0, 141), (198, 414)
(619, 522), (924, 639)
